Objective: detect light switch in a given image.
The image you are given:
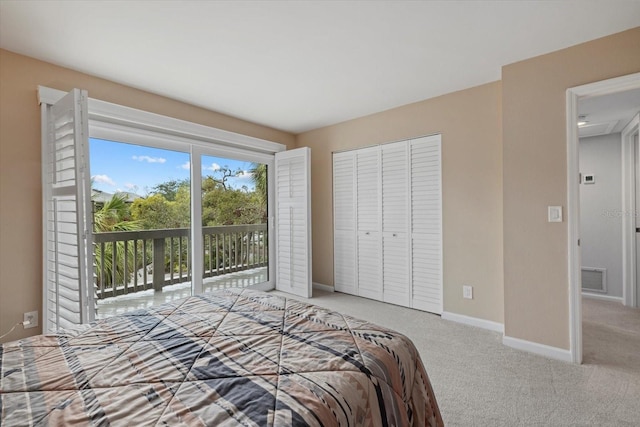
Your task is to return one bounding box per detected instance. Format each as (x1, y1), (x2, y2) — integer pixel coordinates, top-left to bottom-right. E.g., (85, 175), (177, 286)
(548, 206), (563, 223)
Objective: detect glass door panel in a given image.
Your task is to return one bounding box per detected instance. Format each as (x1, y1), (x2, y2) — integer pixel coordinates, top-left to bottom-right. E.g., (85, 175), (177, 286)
(90, 138), (191, 318)
(200, 154), (269, 292)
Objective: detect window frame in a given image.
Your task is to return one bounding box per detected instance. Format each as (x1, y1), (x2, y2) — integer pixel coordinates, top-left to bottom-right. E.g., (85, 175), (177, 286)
(39, 86), (285, 320)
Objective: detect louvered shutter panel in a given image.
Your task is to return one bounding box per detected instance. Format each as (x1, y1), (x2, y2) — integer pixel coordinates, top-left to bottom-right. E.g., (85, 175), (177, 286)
(42, 89), (94, 332)
(381, 142), (410, 306)
(275, 148), (312, 298)
(410, 135), (442, 314)
(333, 151), (356, 294)
(355, 147), (382, 300)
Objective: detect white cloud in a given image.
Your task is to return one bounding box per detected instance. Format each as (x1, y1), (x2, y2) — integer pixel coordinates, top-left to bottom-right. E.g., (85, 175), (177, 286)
(180, 161), (190, 170)
(124, 183), (138, 191)
(204, 162), (221, 171)
(236, 170), (253, 180)
(132, 155), (166, 163)
(92, 174), (116, 187)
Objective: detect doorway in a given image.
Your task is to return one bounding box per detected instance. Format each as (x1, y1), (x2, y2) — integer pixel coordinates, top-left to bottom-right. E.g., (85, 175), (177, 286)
(567, 72), (640, 363)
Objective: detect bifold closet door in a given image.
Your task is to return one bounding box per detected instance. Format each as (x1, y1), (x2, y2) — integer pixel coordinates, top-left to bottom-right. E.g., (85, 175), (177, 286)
(410, 136), (443, 314)
(381, 142), (410, 306)
(332, 135), (442, 314)
(333, 151), (356, 294)
(356, 147), (382, 300)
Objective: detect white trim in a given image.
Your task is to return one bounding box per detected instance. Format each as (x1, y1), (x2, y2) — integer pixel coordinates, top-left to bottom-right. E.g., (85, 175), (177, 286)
(566, 72), (640, 364)
(503, 336), (573, 363)
(313, 282), (334, 293)
(567, 87), (583, 364)
(581, 292), (624, 303)
(622, 113), (640, 308)
(40, 102), (48, 333)
(190, 146), (204, 296)
(441, 311), (504, 333)
(38, 86), (286, 155)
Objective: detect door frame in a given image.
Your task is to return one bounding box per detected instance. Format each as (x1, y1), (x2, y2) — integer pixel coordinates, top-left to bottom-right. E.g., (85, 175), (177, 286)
(621, 113), (640, 308)
(566, 72), (640, 364)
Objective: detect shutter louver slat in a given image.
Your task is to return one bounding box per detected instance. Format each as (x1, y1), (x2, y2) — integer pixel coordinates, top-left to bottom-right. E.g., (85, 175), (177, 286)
(411, 136), (442, 314)
(355, 147), (382, 300)
(382, 142), (409, 306)
(333, 152), (357, 293)
(42, 89), (94, 333)
(275, 148), (311, 298)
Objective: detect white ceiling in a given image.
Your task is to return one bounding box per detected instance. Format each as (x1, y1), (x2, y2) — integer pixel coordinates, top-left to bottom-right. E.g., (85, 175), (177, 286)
(578, 88), (640, 138)
(1, 1), (639, 134)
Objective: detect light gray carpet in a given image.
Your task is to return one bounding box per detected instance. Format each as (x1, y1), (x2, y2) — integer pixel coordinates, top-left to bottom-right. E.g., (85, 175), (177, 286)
(273, 290), (640, 426)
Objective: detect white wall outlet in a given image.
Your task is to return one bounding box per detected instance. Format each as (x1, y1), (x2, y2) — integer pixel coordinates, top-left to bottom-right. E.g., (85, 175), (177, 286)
(23, 311), (38, 329)
(463, 285), (473, 299)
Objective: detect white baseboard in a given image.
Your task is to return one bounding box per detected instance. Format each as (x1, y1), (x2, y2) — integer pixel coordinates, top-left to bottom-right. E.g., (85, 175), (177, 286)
(581, 292), (623, 303)
(502, 335), (573, 363)
(441, 311), (504, 333)
(312, 282), (334, 292)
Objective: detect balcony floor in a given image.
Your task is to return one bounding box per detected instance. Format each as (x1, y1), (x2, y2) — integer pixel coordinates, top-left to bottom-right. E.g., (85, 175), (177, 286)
(96, 267), (268, 319)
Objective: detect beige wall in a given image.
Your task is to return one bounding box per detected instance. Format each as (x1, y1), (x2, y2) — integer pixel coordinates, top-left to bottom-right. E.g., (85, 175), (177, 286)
(296, 82), (504, 323)
(0, 49), (295, 342)
(502, 27), (640, 349)
(2, 26), (638, 350)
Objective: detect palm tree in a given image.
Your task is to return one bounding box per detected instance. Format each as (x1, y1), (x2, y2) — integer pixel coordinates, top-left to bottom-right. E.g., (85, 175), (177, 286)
(93, 194), (142, 290)
(250, 163), (267, 206)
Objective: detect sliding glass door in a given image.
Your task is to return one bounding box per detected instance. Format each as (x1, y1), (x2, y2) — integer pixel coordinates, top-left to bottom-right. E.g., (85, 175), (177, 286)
(90, 139), (275, 318)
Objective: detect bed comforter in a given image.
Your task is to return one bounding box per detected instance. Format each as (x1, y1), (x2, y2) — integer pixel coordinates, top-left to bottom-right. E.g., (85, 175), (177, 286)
(1, 288), (442, 426)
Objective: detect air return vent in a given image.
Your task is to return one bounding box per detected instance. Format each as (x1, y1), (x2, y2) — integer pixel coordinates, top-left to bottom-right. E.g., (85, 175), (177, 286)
(581, 267), (607, 293)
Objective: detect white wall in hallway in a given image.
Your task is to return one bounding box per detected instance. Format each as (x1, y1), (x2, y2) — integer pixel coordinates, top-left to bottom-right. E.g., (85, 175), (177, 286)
(579, 133), (623, 298)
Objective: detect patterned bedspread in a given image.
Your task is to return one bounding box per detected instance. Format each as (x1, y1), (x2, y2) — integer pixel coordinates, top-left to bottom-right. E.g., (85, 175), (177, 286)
(1, 289), (442, 426)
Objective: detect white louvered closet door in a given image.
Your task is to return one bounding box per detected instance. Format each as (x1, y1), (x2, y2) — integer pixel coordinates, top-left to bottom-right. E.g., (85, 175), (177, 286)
(333, 151), (356, 294)
(381, 142), (410, 307)
(42, 88), (94, 333)
(356, 147), (382, 300)
(275, 147), (312, 298)
(410, 135), (443, 314)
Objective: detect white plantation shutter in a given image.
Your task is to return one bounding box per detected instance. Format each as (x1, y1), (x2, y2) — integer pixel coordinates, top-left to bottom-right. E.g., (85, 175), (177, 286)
(381, 142), (410, 306)
(333, 151), (356, 294)
(355, 147), (382, 300)
(41, 89), (94, 332)
(275, 147), (312, 298)
(410, 135), (442, 314)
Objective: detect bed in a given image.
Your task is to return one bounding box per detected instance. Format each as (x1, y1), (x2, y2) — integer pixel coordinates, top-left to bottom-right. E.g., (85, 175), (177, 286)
(0, 288), (442, 426)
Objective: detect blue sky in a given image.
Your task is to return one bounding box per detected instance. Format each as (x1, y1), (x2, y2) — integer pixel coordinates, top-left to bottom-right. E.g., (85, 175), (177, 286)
(90, 138), (257, 195)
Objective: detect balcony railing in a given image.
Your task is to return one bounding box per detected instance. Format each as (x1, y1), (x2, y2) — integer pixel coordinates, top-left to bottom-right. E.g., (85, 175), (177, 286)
(92, 224), (268, 299)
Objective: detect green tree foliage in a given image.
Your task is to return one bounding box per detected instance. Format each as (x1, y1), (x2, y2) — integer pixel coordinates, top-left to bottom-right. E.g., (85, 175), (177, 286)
(130, 193), (189, 229)
(95, 165), (269, 287)
(93, 194), (142, 289)
(150, 178), (189, 201)
(201, 176), (264, 226)
(250, 163), (267, 208)
(131, 166), (267, 229)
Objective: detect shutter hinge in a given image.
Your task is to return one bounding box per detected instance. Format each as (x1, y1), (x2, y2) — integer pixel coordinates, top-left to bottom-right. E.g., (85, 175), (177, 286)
(578, 173), (582, 184)
(578, 239), (580, 246)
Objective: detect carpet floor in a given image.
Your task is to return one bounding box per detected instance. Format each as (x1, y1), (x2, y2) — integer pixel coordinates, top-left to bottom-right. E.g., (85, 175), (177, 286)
(273, 290), (640, 426)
